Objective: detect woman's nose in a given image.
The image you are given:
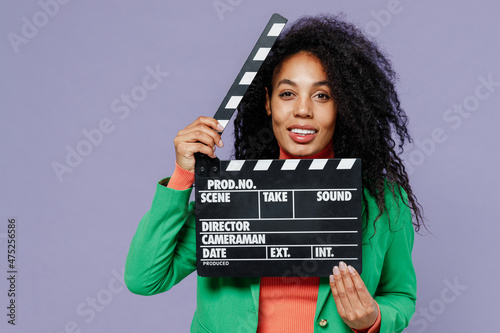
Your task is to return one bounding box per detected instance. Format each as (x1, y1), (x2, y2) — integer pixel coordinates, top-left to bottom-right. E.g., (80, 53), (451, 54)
(294, 97), (313, 117)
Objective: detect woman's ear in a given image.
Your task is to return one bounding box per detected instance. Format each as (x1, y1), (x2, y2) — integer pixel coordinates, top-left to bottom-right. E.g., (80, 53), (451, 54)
(265, 87), (271, 116)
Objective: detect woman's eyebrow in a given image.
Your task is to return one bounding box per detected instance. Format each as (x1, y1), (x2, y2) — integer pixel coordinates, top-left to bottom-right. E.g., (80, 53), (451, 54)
(277, 79), (296, 87)
(276, 79), (330, 88)
(313, 80), (330, 87)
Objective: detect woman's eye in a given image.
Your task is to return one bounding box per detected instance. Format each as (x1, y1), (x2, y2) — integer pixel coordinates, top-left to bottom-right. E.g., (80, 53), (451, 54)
(279, 91), (294, 98)
(316, 93), (330, 100)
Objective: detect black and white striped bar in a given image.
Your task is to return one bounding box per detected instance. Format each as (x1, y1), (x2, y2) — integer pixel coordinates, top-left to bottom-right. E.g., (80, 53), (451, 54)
(213, 13), (287, 130)
(195, 158), (362, 277)
(224, 158), (357, 172)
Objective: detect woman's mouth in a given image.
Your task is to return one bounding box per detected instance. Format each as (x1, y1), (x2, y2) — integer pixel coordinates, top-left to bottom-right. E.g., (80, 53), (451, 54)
(288, 127), (317, 143)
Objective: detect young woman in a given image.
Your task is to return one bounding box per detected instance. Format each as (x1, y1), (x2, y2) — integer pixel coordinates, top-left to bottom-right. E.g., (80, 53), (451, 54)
(125, 14), (424, 333)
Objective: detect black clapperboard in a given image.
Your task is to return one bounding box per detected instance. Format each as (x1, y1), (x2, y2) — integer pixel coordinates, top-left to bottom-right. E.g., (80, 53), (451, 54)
(194, 14), (362, 277)
(195, 158), (362, 277)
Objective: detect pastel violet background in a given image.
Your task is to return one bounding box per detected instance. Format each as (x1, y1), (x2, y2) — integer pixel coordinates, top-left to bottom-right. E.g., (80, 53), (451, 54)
(1, 0), (499, 332)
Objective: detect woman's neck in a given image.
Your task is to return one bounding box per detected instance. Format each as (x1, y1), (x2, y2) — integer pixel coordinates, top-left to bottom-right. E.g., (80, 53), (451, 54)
(279, 141), (334, 160)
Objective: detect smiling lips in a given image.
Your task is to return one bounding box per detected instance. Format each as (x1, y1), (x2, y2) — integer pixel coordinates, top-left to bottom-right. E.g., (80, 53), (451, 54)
(288, 125), (318, 143)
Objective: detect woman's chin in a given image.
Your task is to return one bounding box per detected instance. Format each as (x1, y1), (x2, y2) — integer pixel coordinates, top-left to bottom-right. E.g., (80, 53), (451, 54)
(284, 146), (317, 157)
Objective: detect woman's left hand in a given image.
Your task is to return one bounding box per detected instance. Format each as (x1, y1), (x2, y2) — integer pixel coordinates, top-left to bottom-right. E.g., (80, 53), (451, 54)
(329, 261), (379, 330)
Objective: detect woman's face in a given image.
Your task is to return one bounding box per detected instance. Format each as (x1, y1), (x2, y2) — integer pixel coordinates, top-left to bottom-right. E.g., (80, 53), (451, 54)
(266, 52), (337, 157)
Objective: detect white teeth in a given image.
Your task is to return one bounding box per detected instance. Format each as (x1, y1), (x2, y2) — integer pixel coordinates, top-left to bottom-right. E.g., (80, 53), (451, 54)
(290, 128), (316, 135)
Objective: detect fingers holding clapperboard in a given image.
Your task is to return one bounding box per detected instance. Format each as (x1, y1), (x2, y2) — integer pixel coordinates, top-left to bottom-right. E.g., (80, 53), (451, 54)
(329, 262), (378, 330)
(174, 116), (224, 173)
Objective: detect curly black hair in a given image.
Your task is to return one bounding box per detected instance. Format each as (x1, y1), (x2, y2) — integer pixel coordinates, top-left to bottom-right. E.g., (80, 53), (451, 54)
(233, 14), (424, 232)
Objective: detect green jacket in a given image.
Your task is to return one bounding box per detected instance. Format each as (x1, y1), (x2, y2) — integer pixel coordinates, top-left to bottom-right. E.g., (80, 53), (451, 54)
(125, 178), (416, 332)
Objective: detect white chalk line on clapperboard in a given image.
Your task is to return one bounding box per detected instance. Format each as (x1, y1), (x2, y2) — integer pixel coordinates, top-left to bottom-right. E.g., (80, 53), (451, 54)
(199, 229), (357, 232)
(199, 218), (357, 221)
(198, 188), (358, 192)
(200, 243), (358, 248)
(201, 256), (359, 262)
(200, 259), (358, 261)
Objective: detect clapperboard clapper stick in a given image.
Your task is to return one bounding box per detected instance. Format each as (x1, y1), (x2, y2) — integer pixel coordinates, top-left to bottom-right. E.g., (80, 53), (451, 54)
(194, 13), (288, 176)
(194, 14), (363, 277)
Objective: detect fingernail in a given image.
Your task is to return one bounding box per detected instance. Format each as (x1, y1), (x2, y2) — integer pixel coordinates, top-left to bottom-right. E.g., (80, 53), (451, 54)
(217, 123), (224, 132)
(348, 265), (355, 274)
(329, 275), (334, 283)
(333, 266), (340, 275)
(218, 139), (224, 148)
(213, 145), (216, 151)
(339, 261), (346, 271)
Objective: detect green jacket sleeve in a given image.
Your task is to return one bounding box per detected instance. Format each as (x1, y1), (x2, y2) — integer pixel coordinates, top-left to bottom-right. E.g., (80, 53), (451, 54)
(374, 189), (417, 333)
(124, 178), (197, 295)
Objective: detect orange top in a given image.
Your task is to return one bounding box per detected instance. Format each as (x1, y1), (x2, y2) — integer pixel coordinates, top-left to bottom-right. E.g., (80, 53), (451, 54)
(257, 276), (320, 332)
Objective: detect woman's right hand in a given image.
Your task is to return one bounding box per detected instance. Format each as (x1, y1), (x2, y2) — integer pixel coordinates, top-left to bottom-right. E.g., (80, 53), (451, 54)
(173, 116), (225, 173)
